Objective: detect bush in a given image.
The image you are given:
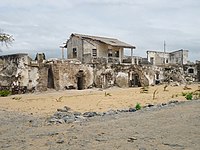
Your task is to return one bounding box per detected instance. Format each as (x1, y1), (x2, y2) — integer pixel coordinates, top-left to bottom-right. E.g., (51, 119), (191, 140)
(182, 92), (187, 96)
(185, 92), (193, 100)
(0, 90), (11, 97)
(135, 103), (141, 110)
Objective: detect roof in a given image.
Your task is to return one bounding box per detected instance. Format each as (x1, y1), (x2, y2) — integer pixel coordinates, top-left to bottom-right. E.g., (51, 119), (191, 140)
(70, 33), (136, 49)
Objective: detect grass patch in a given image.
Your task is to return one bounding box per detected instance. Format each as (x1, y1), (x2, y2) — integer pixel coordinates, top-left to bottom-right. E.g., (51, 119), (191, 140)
(0, 90), (11, 97)
(135, 103), (141, 110)
(185, 92), (193, 100)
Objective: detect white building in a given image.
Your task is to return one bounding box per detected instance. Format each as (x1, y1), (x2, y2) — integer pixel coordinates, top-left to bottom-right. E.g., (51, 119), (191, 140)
(147, 49), (189, 66)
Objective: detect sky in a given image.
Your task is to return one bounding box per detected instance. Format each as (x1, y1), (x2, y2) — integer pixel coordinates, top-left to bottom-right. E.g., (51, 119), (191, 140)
(0, 0), (200, 61)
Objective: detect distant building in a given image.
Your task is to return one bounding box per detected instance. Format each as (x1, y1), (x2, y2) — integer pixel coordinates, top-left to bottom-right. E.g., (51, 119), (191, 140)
(64, 33), (137, 64)
(147, 49), (188, 66)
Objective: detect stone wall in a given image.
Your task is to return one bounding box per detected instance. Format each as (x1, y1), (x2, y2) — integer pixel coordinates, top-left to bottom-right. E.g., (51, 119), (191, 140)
(197, 61), (200, 82)
(49, 60), (93, 90)
(0, 53), (31, 86)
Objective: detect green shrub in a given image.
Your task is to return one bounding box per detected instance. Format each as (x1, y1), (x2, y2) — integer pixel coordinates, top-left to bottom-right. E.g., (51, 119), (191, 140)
(185, 92), (193, 100)
(182, 92), (188, 96)
(0, 90), (11, 97)
(135, 103), (141, 110)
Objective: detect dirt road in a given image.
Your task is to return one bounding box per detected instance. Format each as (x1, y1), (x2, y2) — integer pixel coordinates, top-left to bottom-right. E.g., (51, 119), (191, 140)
(0, 100), (200, 150)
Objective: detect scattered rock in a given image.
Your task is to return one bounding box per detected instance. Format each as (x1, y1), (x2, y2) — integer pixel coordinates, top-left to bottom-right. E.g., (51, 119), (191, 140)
(64, 117), (75, 124)
(57, 106), (71, 112)
(127, 137), (137, 142)
(48, 100), (184, 124)
(129, 108), (136, 112)
(147, 104), (154, 107)
(73, 111), (82, 116)
(117, 109), (129, 113)
(95, 137), (107, 142)
(56, 139), (64, 144)
(83, 112), (98, 117)
(103, 110), (118, 115)
(161, 103), (167, 106)
(168, 100), (179, 104)
(47, 132), (59, 136)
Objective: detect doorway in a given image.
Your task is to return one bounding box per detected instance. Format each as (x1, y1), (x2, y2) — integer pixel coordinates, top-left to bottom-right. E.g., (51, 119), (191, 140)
(47, 67), (54, 89)
(77, 70), (84, 90)
(130, 73), (141, 87)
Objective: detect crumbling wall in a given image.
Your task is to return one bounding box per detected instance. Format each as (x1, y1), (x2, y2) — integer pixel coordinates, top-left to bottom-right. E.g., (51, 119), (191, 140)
(0, 54), (31, 86)
(183, 64), (197, 82)
(170, 50), (188, 65)
(143, 66), (160, 85)
(36, 64), (48, 91)
(93, 64), (150, 88)
(197, 61), (200, 82)
(50, 60), (93, 90)
(116, 72), (128, 88)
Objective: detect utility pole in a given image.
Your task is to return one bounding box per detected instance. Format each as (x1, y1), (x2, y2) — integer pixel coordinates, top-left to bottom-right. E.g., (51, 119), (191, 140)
(163, 40), (166, 65)
(60, 46), (64, 59)
(164, 40), (166, 53)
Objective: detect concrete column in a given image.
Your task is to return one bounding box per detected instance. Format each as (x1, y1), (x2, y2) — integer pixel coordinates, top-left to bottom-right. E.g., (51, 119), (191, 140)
(61, 47), (64, 59)
(119, 48), (122, 63)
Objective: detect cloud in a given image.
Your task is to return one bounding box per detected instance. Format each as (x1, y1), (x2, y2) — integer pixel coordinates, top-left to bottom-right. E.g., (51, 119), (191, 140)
(0, 0), (200, 61)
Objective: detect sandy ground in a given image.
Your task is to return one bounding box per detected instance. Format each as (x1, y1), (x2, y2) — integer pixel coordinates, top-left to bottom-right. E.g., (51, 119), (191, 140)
(0, 84), (200, 149)
(0, 99), (200, 150)
(0, 84), (199, 116)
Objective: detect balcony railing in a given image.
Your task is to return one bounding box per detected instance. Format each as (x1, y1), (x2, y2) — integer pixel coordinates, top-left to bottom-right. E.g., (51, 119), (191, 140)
(87, 56), (141, 64)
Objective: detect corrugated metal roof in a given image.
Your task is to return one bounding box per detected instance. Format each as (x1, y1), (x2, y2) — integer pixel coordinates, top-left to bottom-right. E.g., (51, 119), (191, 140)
(71, 33), (136, 49)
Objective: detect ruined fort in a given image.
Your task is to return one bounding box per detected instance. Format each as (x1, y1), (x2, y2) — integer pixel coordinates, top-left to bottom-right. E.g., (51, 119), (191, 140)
(0, 33), (199, 93)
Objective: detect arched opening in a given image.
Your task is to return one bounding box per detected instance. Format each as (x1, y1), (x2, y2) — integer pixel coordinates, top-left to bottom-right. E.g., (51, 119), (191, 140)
(77, 70), (84, 90)
(188, 68), (194, 74)
(155, 73), (160, 84)
(130, 73), (141, 87)
(47, 68), (54, 89)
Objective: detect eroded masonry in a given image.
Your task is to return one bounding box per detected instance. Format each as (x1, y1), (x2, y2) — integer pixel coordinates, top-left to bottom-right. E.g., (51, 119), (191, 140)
(0, 33), (199, 93)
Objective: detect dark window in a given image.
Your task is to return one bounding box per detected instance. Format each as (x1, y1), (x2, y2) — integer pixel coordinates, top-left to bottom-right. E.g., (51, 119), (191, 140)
(176, 58), (179, 63)
(134, 58), (137, 64)
(166, 59), (168, 63)
(114, 51), (119, 57)
(92, 49), (97, 57)
(73, 48), (77, 58)
(138, 59), (141, 64)
(150, 57), (154, 64)
(188, 68), (194, 74)
(108, 49), (112, 57)
(156, 74), (159, 79)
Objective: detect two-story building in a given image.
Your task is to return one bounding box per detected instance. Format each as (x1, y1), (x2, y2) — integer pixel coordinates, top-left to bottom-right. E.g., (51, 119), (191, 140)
(64, 33), (136, 64)
(147, 49), (189, 66)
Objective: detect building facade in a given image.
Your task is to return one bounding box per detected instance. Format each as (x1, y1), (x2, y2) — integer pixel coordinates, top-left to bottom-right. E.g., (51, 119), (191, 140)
(64, 33), (137, 64)
(147, 49), (188, 66)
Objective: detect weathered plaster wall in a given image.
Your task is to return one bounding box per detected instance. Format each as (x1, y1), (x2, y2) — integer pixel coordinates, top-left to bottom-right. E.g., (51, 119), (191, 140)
(0, 54), (48, 92)
(116, 72), (129, 88)
(68, 36), (123, 64)
(50, 61), (93, 90)
(147, 50), (188, 66)
(67, 36), (83, 61)
(147, 51), (170, 65)
(197, 61), (200, 82)
(170, 50), (188, 65)
(0, 54), (31, 86)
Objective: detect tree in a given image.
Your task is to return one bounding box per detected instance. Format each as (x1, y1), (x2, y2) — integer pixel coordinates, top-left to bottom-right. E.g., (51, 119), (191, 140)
(0, 30), (14, 48)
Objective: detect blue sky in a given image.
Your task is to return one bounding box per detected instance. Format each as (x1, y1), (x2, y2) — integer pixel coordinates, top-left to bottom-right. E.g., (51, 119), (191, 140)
(0, 0), (200, 61)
